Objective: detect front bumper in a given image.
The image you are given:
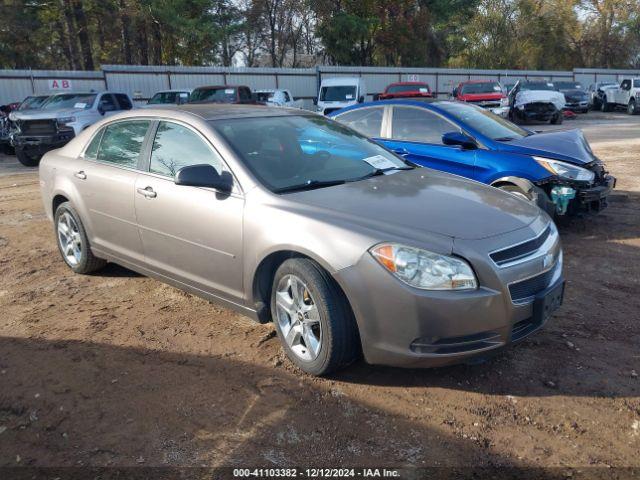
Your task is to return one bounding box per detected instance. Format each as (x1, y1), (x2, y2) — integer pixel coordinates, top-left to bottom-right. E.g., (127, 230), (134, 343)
(335, 221), (563, 368)
(13, 130), (75, 155)
(570, 175), (616, 214)
(564, 101), (589, 112)
(490, 106), (510, 117)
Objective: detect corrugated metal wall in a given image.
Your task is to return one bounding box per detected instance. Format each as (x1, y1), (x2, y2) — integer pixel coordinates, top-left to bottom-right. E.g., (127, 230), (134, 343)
(2, 65), (640, 108)
(0, 69), (105, 104)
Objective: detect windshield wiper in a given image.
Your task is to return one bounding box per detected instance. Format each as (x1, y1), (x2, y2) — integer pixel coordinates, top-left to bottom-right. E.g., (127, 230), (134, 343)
(356, 166), (414, 181)
(493, 136), (517, 142)
(273, 179), (347, 194)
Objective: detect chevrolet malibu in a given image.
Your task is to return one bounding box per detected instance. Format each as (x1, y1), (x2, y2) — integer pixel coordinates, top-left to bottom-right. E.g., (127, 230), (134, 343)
(39, 105), (564, 376)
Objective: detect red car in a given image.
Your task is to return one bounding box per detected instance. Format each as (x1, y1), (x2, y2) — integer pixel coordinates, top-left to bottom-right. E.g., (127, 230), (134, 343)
(452, 80), (506, 109)
(377, 82), (433, 100)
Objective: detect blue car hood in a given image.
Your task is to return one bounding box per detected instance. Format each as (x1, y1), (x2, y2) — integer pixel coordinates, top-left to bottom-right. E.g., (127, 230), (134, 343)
(499, 129), (596, 165)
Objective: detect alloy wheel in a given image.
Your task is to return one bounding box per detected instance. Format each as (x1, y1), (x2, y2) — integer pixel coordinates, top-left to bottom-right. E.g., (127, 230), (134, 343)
(57, 212), (82, 266)
(275, 274), (322, 362)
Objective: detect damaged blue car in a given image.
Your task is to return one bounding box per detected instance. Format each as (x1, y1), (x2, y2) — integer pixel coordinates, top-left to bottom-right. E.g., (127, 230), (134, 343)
(330, 99), (616, 216)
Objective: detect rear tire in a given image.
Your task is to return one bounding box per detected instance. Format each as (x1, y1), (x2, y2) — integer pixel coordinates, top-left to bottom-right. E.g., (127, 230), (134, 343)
(15, 146), (41, 167)
(270, 258), (359, 376)
(54, 202), (106, 274)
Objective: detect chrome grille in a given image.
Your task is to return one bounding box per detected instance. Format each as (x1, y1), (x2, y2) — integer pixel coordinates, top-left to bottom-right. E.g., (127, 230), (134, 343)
(490, 226), (552, 267)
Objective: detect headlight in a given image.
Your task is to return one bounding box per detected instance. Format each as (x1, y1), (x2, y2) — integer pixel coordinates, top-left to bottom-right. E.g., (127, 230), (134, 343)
(500, 97), (509, 107)
(534, 156), (595, 183)
(517, 104), (525, 110)
(57, 116), (76, 124)
(370, 243), (477, 290)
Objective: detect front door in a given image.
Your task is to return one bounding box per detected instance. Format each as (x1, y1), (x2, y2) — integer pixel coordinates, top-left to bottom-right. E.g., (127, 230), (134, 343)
(380, 106), (477, 179)
(134, 120), (244, 300)
(75, 119), (151, 265)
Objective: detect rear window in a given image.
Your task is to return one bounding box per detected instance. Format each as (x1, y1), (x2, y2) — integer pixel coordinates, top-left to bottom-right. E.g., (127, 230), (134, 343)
(635, 80), (640, 88)
(554, 81), (583, 90)
(189, 87), (237, 103)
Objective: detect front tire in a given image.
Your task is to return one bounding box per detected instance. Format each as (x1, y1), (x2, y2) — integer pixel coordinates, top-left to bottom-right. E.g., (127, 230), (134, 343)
(601, 96), (612, 112)
(550, 112), (563, 124)
(628, 99), (638, 115)
(16, 146), (41, 166)
(54, 202), (106, 274)
(271, 258), (359, 376)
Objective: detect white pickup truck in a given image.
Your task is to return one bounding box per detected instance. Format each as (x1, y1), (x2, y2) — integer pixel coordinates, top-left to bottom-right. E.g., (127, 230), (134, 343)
(600, 77), (640, 114)
(254, 89), (303, 108)
(12, 91), (134, 166)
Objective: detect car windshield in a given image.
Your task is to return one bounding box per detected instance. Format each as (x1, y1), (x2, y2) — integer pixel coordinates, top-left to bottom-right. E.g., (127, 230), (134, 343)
(555, 81), (583, 90)
(519, 82), (556, 91)
(320, 86), (357, 102)
(189, 87), (237, 103)
(460, 82), (502, 94)
(148, 92), (188, 104)
(42, 94), (96, 110)
(387, 84), (430, 93)
(19, 96), (49, 110)
(212, 114), (410, 193)
(437, 102), (530, 141)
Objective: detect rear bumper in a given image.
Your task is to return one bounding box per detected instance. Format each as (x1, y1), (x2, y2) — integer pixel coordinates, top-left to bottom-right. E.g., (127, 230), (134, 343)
(564, 101), (589, 112)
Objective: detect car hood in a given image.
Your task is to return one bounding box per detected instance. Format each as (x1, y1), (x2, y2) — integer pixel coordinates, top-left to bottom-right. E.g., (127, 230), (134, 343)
(459, 92), (504, 101)
(501, 129), (596, 165)
(281, 169), (542, 241)
(13, 108), (88, 120)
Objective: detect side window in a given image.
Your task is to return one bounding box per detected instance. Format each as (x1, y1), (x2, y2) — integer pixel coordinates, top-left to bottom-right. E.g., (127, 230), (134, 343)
(335, 107), (384, 138)
(84, 129), (103, 159)
(149, 121), (224, 177)
(98, 94), (117, 112)
(114, 94), (132, 110)
(239, 87), (251, 101)
(97, 120), (150, 168)
(392, 107), (460, 144)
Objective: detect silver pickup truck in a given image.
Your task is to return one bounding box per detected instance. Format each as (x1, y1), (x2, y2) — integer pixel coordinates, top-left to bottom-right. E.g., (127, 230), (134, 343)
(12, 91), (133, 166)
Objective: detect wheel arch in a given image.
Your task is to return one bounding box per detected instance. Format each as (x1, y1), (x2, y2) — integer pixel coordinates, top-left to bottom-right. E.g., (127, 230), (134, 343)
(250, 248), (354, 325)
(490, 176), (537, 193)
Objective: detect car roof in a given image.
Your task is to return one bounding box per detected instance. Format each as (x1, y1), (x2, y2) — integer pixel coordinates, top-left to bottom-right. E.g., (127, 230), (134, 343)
(387, 81), (429, 86)
(459, 79), (499, 84)
(148, 103), (313, 120)
(192, 85), (247, 90)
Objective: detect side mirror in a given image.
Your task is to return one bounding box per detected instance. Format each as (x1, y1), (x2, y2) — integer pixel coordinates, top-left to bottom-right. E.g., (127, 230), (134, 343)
(358, 96), (365, 103)
(313, 98), (318, 105)
(442, 131), (477, 150)
(174, 164), (233, 193)
(97, 104), (105, 115)
(452, 88), (458, 98)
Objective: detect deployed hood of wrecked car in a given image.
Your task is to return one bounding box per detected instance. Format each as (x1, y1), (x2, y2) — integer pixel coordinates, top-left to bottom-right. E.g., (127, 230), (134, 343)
(515, 90), (565, 111)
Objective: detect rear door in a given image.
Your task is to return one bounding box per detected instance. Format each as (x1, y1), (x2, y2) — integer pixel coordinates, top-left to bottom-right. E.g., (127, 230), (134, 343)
(75, 119), (151, 265)
(134, 120), (244, 300)
(381, 105), (477, 179)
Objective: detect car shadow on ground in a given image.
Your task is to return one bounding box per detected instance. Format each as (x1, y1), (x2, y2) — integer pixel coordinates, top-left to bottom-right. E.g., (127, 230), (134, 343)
(0, 336), (572, 478)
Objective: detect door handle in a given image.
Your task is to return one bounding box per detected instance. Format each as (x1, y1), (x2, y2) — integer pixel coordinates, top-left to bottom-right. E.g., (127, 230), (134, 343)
(137, 186), (157, 198)
(393, 148), (409, 156)
(74, 170), (87, 180)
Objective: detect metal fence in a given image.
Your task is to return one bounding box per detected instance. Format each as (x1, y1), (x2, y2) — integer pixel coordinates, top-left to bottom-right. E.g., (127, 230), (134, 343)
(2, 65), (640, 109)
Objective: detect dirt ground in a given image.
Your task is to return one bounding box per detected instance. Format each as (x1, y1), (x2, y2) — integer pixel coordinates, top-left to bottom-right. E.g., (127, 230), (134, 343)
(0, 116), (639, 476)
